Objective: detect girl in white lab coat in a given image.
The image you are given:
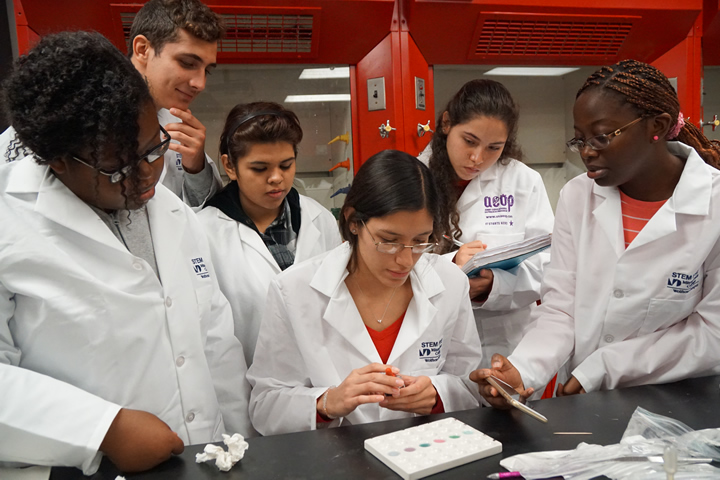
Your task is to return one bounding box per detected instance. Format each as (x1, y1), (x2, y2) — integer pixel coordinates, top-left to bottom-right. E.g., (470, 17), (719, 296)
(472, 60), (720, 405)
(247, 150), (483, 436)
(421, 79), (554, 369)
(197, 102), (341, 366)
(0, 32), (250, 475)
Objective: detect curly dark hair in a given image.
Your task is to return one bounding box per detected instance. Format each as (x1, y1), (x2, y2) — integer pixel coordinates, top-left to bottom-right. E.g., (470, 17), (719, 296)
(2, 31), (154, 199)
(339, 150), (452, 272)
(129, 0), (225, 56)
(578, 59), (720, 169)
(220, 101), (303, 166)
(429, 79), (521, 251)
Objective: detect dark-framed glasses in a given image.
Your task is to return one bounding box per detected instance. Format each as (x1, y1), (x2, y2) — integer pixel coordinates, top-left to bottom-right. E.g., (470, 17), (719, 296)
(72, 125), (171, 184)
(566, 117), (644, 153)
(361, 220), (437, 254)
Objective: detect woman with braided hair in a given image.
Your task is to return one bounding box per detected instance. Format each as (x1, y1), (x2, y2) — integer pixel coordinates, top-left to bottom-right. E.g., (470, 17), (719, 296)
(471, 59), (720, 406)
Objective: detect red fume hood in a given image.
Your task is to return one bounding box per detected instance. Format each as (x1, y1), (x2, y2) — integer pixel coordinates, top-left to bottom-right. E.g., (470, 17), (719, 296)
(14, 0), (395, 64)
(403, 0), (702, 66)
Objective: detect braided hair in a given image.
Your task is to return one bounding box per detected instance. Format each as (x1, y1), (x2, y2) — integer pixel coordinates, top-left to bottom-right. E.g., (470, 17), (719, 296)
(429, 79), (522, 252)
(578, 59), (720, 168)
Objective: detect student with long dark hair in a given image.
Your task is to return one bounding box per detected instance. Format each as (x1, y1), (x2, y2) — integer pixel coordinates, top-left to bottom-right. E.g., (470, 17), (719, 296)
(472, 60), (720, 403)
(197, 102), (341, 366)
(420, 79), (554, 368)
(247, 150), (483, 436)
(0, 32), (250, 474)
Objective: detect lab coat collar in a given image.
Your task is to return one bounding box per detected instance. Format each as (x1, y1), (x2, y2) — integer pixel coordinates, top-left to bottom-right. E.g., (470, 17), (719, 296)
(311, 244), (445, 364)
(295, 196), (323, 261)
(6, 159), (127, 253)
(457, 162), (500, 211)
(591, 142), (712, 253)
(214, 207), (280, 271)
(145, 187), (186, 284)
(666, 142), (712, 216)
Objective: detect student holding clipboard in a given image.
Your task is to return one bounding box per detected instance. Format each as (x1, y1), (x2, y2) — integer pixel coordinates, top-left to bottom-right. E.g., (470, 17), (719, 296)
(472, 60), (720, 402)
(420, 80), (554, 369)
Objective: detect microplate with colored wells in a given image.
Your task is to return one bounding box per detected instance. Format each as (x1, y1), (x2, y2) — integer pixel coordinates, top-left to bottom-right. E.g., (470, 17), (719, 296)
(364, 417), (502, 480)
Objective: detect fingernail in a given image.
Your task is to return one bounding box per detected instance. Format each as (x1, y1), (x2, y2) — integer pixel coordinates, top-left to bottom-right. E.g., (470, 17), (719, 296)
(396, 379), (404, 386)
(392, 367), (400, 374)
(492, 362), (501, 369)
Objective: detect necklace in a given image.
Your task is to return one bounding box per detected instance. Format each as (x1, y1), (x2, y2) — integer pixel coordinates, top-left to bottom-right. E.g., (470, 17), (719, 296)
(352, 276), (399, 324)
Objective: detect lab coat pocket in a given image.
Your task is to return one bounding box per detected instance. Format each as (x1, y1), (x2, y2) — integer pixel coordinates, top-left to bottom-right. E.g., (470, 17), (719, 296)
(477, 233), (524, 250)
(194, 285), (214, 317)
(638, 293), (701, 337)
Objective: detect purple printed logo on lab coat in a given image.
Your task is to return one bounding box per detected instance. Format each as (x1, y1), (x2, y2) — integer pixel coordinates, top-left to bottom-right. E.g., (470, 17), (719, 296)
(483, 194), (515, 227)
(484, 194), (514, 211)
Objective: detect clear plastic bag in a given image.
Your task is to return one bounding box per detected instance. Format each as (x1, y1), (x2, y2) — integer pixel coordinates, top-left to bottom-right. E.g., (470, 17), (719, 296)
(499, 407), (720, 480)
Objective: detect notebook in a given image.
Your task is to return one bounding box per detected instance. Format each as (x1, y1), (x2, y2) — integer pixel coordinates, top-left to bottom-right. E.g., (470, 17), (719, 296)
(462, 233), (552, 277)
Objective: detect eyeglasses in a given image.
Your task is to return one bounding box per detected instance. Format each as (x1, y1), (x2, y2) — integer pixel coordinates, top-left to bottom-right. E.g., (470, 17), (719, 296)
(72, 125), (171, 184)
(361, 220), (437, 254)
(566, 117), (644, 153)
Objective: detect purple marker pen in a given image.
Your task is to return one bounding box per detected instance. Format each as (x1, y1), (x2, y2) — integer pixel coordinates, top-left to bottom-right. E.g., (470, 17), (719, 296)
(487, 472), (522, 479)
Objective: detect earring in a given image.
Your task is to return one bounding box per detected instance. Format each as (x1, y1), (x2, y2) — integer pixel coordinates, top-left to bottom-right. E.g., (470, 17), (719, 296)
(351, 229), (357, 234)
(653, 135), (659, 141)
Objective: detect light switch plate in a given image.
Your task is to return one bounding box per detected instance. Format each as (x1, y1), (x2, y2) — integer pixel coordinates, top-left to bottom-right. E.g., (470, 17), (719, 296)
(415, 77), (426, 110)
(368, 77), (386, 111)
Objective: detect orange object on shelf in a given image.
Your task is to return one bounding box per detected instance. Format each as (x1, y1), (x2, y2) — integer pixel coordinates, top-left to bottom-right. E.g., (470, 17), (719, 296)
(329, 158), (351, 172)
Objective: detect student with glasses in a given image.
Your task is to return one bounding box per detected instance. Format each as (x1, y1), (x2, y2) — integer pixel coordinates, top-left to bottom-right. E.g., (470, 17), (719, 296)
(197, 102), (342, 367)
(247, 150), (483, 436)
(2, 0), (225, 209)
(471, 60), (720, 405)
(0, 32), (251, 474)
(418, 79), (554, 371)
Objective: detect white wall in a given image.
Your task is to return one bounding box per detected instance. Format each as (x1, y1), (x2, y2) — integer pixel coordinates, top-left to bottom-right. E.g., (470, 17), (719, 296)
(190, 64), (353, 212)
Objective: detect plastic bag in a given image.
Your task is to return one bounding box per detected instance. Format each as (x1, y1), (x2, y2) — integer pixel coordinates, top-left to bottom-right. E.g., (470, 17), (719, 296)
(499, 407), (720, 480)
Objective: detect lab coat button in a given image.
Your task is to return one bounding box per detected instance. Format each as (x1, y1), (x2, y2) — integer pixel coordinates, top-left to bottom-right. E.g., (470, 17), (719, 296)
(165, 296), (173, 307)
(176, 356), (185, 367)
(613, 289), (624, 298)
(132, 262), (142, 271)
(186, 412), (195, 423)
(604, 335), (614, 343)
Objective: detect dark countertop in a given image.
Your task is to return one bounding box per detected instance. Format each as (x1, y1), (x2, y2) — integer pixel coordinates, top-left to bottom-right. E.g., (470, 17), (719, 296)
(51, 374), (720, 479)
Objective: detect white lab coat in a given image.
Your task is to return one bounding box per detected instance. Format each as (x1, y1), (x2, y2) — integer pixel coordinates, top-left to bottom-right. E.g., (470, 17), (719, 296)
(196, 195), (342, 366)
(509, 142), (720, 393)
(246, 242), (483, 436)
(419, 147), (555, 368)
(0, 158), (251, 474)
(1, 110), (223, 207)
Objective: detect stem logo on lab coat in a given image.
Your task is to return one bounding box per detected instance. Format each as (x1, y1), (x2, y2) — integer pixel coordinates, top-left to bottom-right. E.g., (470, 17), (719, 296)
(419, 339), (442, 362)
(666, 271), (700, 294)
(191, 257), (210, 279)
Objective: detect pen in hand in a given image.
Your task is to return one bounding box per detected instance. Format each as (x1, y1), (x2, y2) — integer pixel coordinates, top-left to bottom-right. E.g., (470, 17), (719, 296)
(443, 235), (464, 247)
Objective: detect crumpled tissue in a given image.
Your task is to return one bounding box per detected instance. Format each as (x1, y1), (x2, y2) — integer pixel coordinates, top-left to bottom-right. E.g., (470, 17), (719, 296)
(195, 433), (249, 472)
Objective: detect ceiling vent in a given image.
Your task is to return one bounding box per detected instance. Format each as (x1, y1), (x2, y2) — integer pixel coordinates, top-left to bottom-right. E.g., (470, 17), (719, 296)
(112, 5), (320, 60)
(220, 13), (314, 54)
(469, 12), (638, 62)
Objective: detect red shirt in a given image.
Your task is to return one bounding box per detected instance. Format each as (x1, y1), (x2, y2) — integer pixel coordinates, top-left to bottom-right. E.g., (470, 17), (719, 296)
(619, 190), (666, 248)
(317, 312), (444, 423)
